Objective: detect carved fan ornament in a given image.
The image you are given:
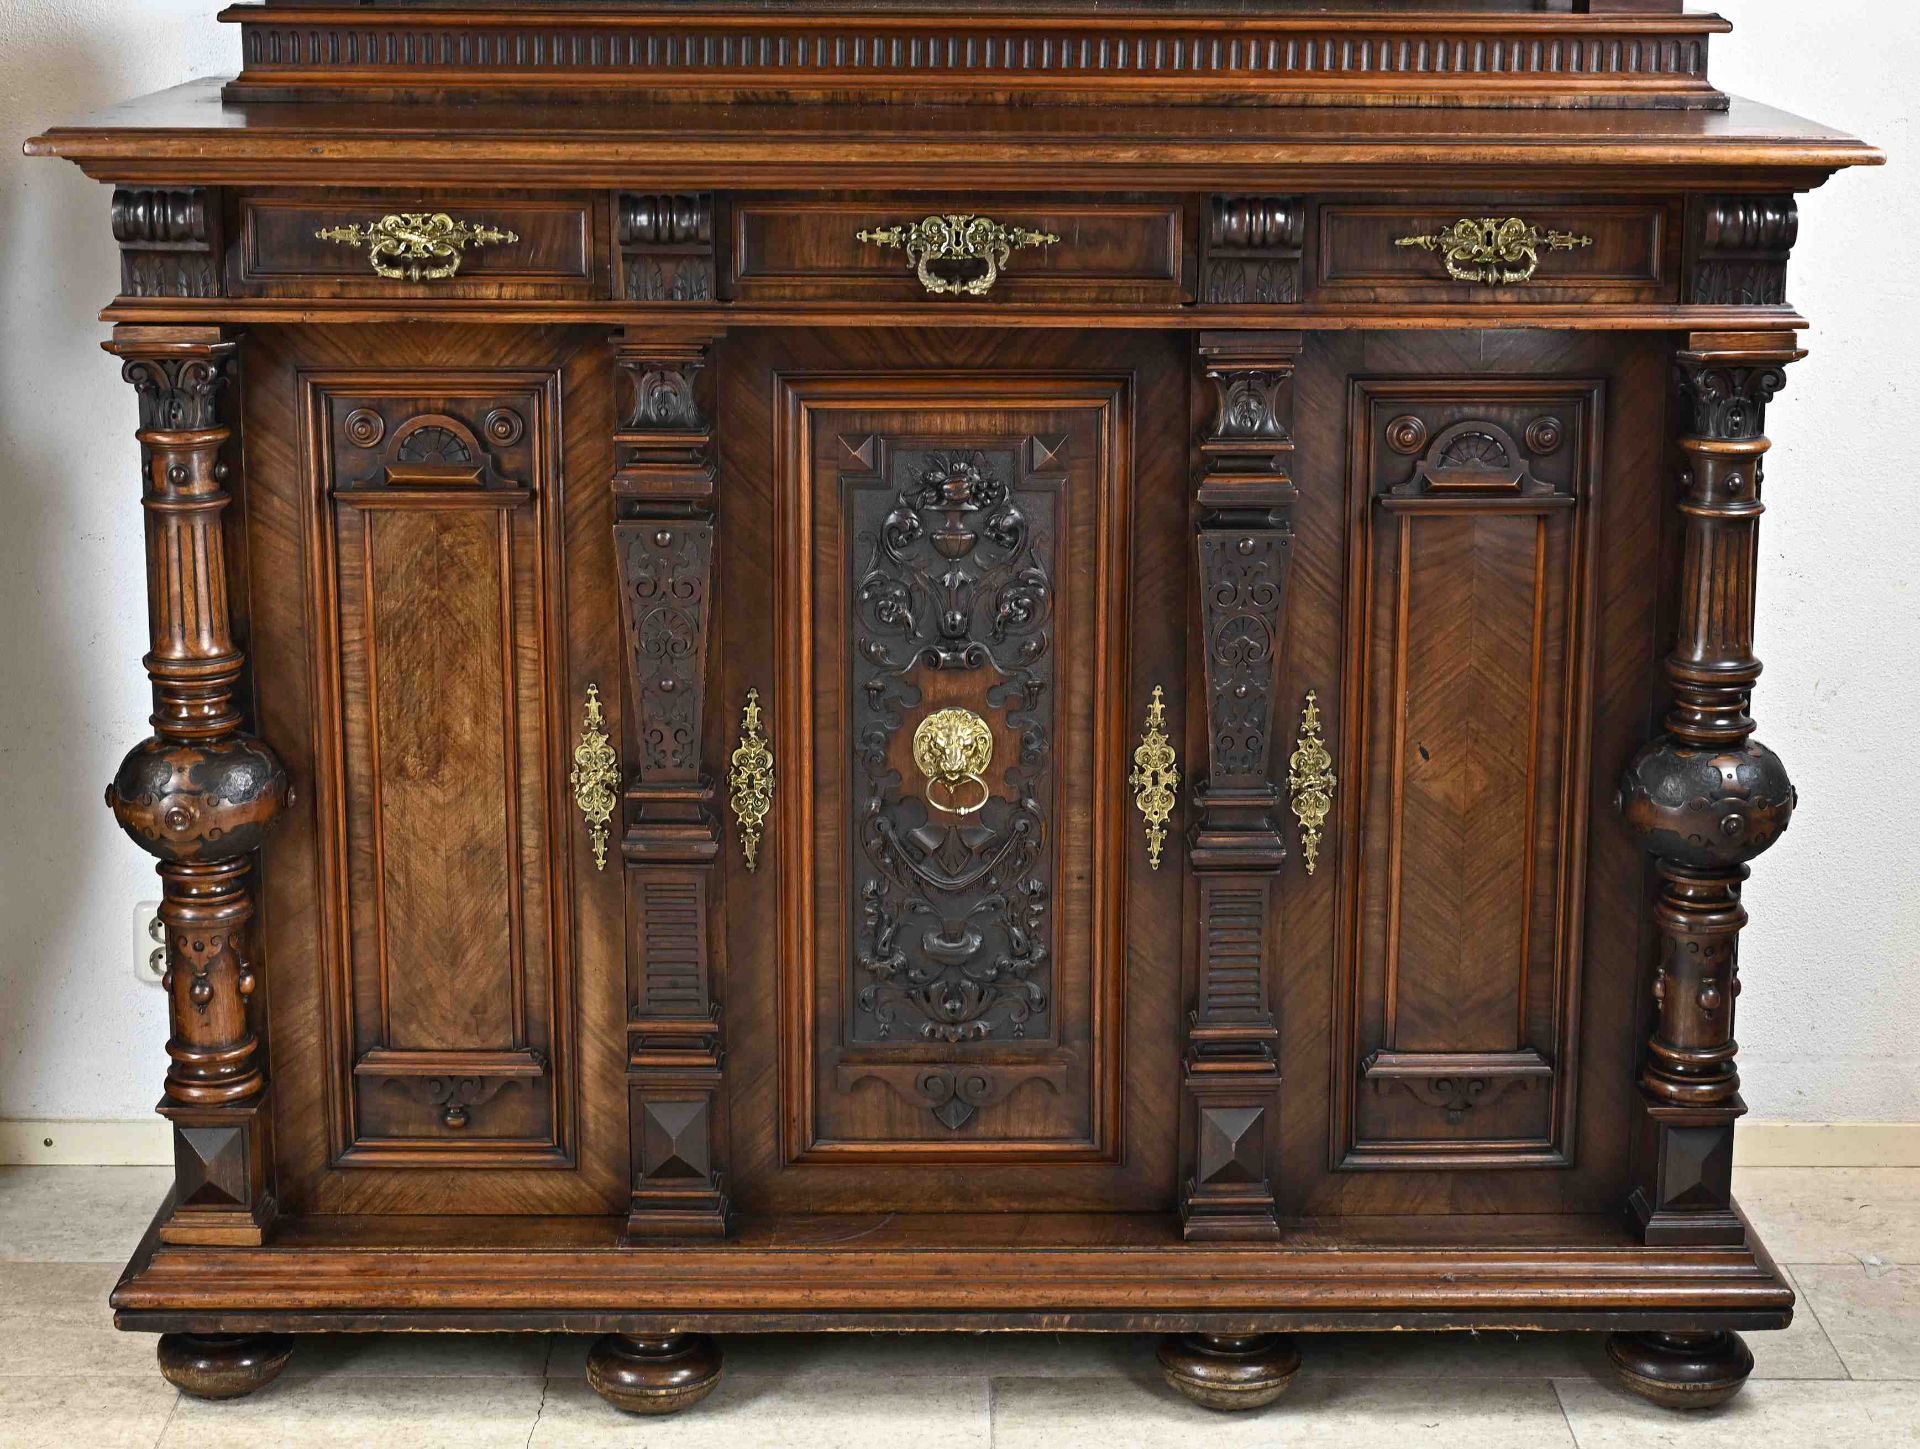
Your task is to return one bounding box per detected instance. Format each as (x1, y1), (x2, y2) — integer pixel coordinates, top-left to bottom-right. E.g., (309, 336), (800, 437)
(847, 444), (1058, 1058)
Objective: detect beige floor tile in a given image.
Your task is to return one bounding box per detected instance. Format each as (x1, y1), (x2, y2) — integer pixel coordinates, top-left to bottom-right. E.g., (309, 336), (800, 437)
(0, 1264), (156, 1378)
(1734, 1167), (1920, 1265)
(529, 1369), (991, 1448)
(990, 1373), (1576, 1449)
(1553, 1378), (1920, 1447)
(287, 1332), (553, 1380)
(0, 1169), (170, 1264)
(158, 1374), (544, 1449)
(0, 1374), (178, 1449)
(1749, 1265), (1852, 1380)
(1792, 1262), (1920, 1380)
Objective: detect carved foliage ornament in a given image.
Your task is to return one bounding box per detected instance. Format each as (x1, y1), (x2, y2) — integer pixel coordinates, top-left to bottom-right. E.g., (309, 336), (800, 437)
(119, 351), (233, 434)
(849, 446), (1056, 1046)
(1394, 217), (1595, 287)
(1198, 531), (1289, 781)
(314, 212), (520, 282)
(620, 525), (712, 774)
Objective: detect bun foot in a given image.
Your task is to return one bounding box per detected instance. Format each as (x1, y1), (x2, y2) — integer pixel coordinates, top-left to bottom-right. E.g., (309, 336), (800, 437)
(1157, 1333), (1301, 1411)
(586, 1332), (722, 1415)
(1608, 1331), (1754, 1409)
(156, 1333), (294, 1400)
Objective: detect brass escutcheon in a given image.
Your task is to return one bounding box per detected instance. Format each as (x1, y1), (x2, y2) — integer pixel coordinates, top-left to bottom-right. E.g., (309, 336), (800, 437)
(912, 707), (995, 816)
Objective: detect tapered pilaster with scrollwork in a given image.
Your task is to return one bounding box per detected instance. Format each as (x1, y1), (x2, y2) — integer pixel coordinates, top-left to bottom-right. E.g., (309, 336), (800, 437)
(1179, 331), (1304, 1242)
(105, 326), (289, 1247)
(1618, 331), (1804, 1247)
(612, 329), (730, 1239)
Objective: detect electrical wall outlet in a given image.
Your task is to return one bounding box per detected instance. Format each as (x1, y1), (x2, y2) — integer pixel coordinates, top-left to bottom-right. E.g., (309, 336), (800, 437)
(133, 900), (165, 986)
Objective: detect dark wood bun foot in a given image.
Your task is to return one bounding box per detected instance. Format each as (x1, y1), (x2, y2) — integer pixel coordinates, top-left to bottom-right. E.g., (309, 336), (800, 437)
(156, 1333), (295, 1400)
(1607, 1330), (1754, 1410)
(586, 1332), (723, 1415)
(1157, 1333), (1302, 1411)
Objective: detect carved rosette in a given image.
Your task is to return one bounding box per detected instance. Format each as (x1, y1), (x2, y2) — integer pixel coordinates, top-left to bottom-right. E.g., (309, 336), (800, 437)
(1618, 333), (1805, 1247)
(105, 328), (287, 1245)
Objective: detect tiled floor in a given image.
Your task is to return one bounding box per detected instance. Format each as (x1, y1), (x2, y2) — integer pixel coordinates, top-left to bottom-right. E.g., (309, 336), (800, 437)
(1, 1165), (1915, 1447)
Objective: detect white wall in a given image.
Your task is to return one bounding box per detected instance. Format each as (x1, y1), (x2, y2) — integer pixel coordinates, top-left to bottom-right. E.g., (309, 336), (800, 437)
(0, 1), (1913, 1127)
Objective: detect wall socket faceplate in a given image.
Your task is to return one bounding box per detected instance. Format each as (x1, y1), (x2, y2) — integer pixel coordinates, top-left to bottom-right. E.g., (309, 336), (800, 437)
(133, 900), (165, 986)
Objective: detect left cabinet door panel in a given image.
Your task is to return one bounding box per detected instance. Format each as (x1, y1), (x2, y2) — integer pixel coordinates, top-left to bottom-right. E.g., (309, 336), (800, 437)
(245, 325), (629, 1214)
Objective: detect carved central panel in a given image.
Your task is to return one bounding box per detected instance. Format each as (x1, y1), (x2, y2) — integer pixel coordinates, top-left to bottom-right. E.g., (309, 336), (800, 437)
(844, 442), (1061, 1046)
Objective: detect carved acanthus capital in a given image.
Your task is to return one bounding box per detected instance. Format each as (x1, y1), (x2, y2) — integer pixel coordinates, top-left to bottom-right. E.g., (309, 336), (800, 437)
(1674, 341), (1801, 442)
(112, 343), (238, 434)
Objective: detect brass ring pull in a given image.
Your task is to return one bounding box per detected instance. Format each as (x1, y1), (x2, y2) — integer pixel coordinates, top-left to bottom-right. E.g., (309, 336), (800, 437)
(913, 708), (995, 816)
(1393, 217), (1594, 287)
(856, 214), (1060, 298)
(314, 212), (520, 282)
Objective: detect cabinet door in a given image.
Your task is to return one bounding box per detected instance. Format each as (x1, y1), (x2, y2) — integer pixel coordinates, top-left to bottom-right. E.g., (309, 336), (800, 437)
(716, 330), (1189, 1213)
(246, 324), (629, 1215)
(1276, 331), (1666, 1216)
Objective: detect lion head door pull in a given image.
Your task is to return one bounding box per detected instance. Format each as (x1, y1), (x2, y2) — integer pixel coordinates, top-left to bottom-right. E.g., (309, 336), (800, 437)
(912, 708), (995, 817)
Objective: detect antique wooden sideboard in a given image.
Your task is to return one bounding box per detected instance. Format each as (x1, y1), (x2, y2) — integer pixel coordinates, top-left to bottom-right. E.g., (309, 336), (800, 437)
(27, 0), (1881, 1417)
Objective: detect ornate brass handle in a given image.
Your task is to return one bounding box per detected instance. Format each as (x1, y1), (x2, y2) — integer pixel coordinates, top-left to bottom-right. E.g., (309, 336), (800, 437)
(1393, 217), (1594, 287)
(1287, 691), (1337, 876)
(728, 690), (776, 871)
(1129, 686), (1179, 871)
(569, 684), (619, 872)
(856, 214), (1059, 298)
(913, 708), (995, 817)
(314, 212), (520, 281)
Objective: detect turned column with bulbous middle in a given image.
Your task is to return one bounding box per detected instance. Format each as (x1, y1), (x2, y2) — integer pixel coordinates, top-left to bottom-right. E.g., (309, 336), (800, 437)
(104, 326), (289, 1251)
(1611, 329), (1806, 1409)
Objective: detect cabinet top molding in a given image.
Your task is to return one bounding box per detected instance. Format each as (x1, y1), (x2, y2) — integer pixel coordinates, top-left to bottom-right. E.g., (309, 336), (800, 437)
(200, 2), (1740, 109)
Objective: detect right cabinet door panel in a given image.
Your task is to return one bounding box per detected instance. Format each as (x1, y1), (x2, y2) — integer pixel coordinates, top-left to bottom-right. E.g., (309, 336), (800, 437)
(1279, 331), (1669, 1216)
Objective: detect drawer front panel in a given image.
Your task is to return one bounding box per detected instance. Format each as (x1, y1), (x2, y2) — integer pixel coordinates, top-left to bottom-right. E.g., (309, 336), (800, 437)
(236, 193), (607, 298)
(1317, 202), (1674, 303)
(731, 199), (1188, 303)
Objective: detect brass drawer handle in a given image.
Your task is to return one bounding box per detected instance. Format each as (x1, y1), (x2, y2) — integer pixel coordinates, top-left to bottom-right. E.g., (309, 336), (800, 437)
(1129, 686), (1179, 871)
(570, 684), (619, 872)
(729, 690), (776, 872)
(1287, 691), (1337, 876)
(314, 211), (520, 281)
(1394, 217), (1594, 287)
(856, 214), (1059, 297)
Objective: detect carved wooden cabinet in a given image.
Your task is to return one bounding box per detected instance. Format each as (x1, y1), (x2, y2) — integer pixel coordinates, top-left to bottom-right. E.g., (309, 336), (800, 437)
(27, 0), (1881, 1417)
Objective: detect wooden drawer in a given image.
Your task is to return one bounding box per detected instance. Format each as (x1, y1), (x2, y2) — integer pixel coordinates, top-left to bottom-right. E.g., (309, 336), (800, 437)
(1315, 200), (1677, 304)
(234, 192), (611, 299)
(729, 197), (1190, 304)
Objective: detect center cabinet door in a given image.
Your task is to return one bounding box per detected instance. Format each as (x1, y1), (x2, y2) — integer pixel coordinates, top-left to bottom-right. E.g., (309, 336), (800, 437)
(717, 331), (1188, 1213)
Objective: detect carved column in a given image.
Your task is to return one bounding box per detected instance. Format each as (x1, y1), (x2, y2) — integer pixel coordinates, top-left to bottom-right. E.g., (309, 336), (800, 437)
(105, 326), (288, 1246)
(1180, 331), (1304, 1241)
(1618, 331), (1804, 1246)
(612, 330), (729, 1239)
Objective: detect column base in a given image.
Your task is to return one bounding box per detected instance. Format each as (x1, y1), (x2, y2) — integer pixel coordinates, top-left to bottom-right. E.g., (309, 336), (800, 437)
(1608, 1330), (1754, 1410)
(586, 1332), (723, 1415)
(156, 1333), (294, 1400)
(1157, 1333), (1301, 1411)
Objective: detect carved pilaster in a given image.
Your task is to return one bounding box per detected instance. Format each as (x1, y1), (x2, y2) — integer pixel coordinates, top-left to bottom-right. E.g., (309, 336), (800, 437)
(1201, 197), (1305, 307)
(1180, 331), (1303, 1241)
(616, 194), (716, 303)
(1618, 331), (1804, 1246)
(1683, 196), (1798, 307)
(112, 188), (225, 300)
(104, 326), (287, 1246)
(613, 330), (729, 1239)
